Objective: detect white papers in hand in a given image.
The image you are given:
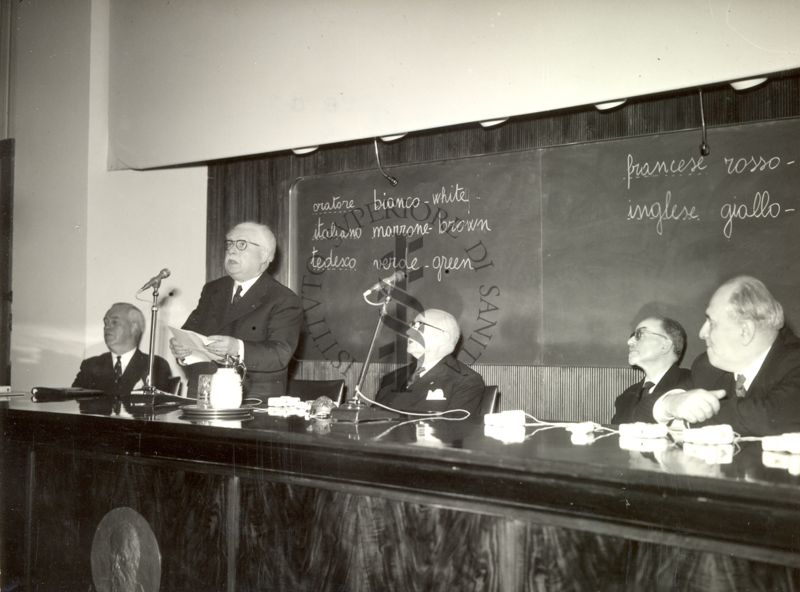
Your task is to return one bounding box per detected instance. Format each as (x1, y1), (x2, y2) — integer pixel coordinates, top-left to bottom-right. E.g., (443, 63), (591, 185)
(169, 327), (224, 363)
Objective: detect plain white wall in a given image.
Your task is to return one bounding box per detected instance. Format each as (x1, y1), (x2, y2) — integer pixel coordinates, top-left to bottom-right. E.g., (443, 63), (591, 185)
(9, 0), (93, 390)
(8, 0), (207, 392)
(108, 0), (800, 169)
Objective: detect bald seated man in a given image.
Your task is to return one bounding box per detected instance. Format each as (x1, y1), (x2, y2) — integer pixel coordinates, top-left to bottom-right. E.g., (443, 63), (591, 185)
(610, 316), (691, 424)
(652, 276), (800, 436)
(375, 308), (485, 420)
(73, 302), (172, 396)
(170, 221), (302, 397)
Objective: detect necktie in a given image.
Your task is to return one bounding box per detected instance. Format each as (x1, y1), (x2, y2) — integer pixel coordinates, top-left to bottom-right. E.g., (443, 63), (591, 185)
(231, 284), (243, 305)
(406, 366), (424, 390)
(735, 374), (747, 398)
(638, 380), (655, 401)
(114, 356), (122, 384)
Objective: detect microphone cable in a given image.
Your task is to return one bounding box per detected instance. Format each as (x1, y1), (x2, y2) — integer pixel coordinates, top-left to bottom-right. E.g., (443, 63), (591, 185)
(373, 138), (399, 186)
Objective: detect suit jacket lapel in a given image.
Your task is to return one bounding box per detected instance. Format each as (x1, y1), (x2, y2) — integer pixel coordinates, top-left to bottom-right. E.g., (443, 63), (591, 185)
(99, 352), (115, 384)
(119, 350), (146, 391)
(654, 364), (680, 394)
(413, 357), (450, 391)
(127, 350), (147, 381)
(196, 276), (236, 334)
(221, 273), (272, 328)
(748, 339), (782, 398)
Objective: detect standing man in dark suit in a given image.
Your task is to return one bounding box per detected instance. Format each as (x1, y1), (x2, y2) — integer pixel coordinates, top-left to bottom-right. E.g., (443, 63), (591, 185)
(375, 308), (485, 420)
(652, 276), (800, 436)
(170, 222), (302, 397)
(611, 316), (691, 424)
(73, 302), (172, 395)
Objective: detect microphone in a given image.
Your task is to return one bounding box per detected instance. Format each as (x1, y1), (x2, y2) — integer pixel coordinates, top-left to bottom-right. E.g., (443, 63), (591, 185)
(363, 270), (405, 297)
(137, 268), (171, 293)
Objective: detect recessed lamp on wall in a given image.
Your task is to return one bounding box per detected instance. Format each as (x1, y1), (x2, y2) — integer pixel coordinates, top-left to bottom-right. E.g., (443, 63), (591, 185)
(479, 117), (510, 128)
(594, 99), (627, 111)
(729, 77), (768, 91)
(292, 146), (319, 155)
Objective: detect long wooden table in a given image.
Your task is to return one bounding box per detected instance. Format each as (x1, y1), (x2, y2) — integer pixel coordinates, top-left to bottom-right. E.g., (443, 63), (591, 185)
(2, 395), (799, 591)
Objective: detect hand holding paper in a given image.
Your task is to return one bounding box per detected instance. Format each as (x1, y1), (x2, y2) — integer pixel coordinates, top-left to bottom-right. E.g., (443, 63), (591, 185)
(205, 335), (240, 358)
(169, 327), (224, 364)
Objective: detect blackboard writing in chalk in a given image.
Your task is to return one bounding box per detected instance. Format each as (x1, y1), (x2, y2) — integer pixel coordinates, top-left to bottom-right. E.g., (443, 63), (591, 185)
(290, 118), (800, 367)
(290, 151), (542, 368)
(543, 117), (799, 365)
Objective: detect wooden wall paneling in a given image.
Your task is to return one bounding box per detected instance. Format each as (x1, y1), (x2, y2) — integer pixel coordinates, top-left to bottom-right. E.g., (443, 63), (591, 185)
(28, 448), (230, 591)
(293, 359), (640, 422)
(206, 159), (280, 281)
(234, 478), (793, 591)
(0, 138), (13, 385)
(7, 407), (800, 591)
(0, 438), (29, 590)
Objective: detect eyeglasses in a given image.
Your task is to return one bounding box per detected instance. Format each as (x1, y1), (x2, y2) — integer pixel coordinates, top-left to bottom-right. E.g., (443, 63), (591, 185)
(411, 319), (445, 333)
(629, 327), (670, 341)
(225, 239), (260, 252)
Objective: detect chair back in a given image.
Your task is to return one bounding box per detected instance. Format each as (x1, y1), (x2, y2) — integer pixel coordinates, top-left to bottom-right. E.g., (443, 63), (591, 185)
(287, 379), (346, 406)
(480, 385), (500, 416)
(166, 376), (182, 397)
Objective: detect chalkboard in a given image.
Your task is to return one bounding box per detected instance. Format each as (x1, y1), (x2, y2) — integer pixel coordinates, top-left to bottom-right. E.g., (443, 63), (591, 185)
(290, 118), (800, 367)
(290, 151), (541, 368)
(543, 118), (800, 365)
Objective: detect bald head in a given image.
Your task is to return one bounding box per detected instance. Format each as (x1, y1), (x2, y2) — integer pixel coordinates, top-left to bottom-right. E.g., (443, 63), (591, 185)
(420, 309), (460, 351)
(406, 308), (461, 366)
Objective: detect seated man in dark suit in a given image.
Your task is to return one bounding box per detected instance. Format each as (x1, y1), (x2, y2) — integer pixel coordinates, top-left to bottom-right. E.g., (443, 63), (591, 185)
(652, 276), (800, 436)
(611, 316), (691, 424)
(375, 308), (485, 420)
(73, 302), (172, 395)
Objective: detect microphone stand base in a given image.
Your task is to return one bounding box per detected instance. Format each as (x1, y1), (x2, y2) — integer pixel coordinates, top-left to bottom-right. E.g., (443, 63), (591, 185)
(129, 387), (188, 406)
(330, 403), (399, 423)
(130, 387), (172, 397)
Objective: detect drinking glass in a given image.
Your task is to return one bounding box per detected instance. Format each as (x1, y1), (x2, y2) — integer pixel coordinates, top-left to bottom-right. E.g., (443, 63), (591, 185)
(197, 374), (213, 409)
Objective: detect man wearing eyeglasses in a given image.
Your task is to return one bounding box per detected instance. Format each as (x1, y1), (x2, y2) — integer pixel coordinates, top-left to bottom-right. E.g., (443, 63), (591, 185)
(169, 221), (302, 397)
(652, 276), (800, 436)
(610, 317), (691, 424)
(374, 308), (485, 420)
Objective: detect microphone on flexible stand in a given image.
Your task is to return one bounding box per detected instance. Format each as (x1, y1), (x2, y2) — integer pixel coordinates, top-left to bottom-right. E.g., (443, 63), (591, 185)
(333, 270), (407, 423)
(362, 270), (405, 298)
(137, 268), (171, 294)
(131, 268), (173, 401)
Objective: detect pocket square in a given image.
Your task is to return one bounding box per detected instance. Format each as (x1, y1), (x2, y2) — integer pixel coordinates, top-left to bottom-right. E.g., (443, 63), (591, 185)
(426, 388), (446, 401)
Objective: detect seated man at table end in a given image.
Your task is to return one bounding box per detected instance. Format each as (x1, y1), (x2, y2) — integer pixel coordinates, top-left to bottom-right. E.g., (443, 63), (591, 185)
(375, 308), (485, 421)
(73, 302), (172, 396)
(653, 276), (800, 436)
(611, 316), (691, 424)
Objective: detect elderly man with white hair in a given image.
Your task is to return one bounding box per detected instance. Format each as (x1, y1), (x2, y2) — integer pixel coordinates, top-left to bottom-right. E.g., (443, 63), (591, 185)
(170, 221), (302, 397)
(375, 308), (485, 420)
(652, 276), (800, 436)
(73, 302), (172, 396)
